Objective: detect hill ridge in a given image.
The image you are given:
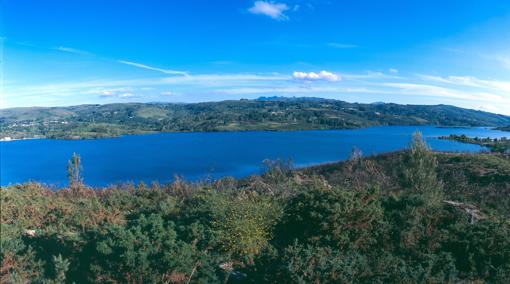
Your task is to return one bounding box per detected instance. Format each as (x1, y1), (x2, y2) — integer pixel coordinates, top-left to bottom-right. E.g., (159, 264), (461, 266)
(1, 98), (509, 139)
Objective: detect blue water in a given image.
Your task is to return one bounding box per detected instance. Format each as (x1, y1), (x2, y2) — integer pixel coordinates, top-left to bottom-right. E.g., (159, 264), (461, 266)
(1, 126), (508, 187)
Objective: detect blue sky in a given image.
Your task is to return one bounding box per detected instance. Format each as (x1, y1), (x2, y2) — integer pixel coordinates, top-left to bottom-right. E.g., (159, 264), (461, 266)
(1, 0), (510, 114)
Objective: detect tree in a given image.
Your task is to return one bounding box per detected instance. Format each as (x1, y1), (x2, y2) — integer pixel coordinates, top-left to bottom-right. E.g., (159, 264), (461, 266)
(205, 191), (282, 261)
(401, 132), (444, 207)
(48, 254), (70, 284)
(67, 153), (83, 190)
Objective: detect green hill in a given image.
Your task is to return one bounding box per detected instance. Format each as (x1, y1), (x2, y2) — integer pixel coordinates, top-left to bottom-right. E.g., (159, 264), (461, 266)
(2, 98), (510, 139)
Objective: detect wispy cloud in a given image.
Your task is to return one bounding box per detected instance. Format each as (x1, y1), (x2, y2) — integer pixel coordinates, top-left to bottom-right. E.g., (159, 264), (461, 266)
(2, 73), (290, 101)
(214, 86), (383, 95)
(383, 83), (470, 100)
(248, 1), (289, 21)
(55, 46), (93, 55)
(117, 60), (189, 76)
(293, 70), (340, 82)
(382, 82), (506, 103)
(447, 50), (510, 71)
(419, 75), (510, 93)
(210, 60), (235, 65)
(4, 68), (510, 115)
(442, 47), (466, 54)
(100, 90), (136, 98)
(338, 71), (395, 80)
(495, 56), (510, 69)
(53, 46), (190, 77)
(327, 43), (358, 49)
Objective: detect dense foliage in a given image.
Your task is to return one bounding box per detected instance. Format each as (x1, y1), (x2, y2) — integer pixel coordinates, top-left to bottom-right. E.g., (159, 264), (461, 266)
(2, 134), (510, 283)
(2, 98), (510, 139)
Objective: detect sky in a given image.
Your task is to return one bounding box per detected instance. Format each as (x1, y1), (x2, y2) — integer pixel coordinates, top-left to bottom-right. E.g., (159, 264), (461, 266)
(1, 0), (510, 114)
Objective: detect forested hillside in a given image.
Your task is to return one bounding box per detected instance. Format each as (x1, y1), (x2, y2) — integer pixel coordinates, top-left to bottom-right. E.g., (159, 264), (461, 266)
(2, 134), (510, 283)
(2, 98), (510, 139)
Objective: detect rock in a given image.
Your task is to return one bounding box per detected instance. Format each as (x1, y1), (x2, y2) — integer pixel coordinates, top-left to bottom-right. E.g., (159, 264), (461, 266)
(25, 229), (36, 237)
(219, 262), (233, 272)
(444, 200), (486, 224)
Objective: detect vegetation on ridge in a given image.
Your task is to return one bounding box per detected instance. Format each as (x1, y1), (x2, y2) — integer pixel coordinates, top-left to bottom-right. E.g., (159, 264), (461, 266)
(2, 98), (510, 139)
(1, 133), (510, 283)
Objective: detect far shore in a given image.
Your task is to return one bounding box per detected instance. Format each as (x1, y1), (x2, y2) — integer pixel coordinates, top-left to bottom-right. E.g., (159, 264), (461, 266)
(2, 125), (508, 142)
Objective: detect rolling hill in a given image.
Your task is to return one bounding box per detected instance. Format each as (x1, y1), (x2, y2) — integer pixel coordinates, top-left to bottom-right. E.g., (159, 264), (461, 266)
(1, 98), (510, 139)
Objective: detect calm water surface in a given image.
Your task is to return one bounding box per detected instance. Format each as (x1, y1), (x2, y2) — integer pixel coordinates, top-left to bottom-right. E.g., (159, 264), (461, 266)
(1, 126), (508, 187)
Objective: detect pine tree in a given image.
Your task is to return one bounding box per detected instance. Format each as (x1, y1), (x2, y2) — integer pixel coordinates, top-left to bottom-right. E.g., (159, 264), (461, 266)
(51, 254), (69, 284)
(402, 131), (444, 207)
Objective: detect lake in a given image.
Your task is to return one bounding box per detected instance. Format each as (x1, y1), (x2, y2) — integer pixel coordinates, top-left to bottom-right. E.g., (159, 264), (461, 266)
(1, 126), (508, 187)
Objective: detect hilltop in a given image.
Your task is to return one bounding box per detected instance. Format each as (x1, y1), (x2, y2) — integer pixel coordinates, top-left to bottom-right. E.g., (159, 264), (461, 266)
(2, 98), (510, 139)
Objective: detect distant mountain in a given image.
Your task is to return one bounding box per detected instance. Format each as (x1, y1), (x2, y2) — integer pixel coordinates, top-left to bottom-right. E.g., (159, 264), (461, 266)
(2, 98), (510, 139)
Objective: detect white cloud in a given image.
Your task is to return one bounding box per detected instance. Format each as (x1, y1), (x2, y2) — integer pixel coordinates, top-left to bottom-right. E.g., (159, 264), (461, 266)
(248, 1), (289, 20)
(293, 70), (340, 82)
(389, 68), (399, 74)
(328, 43), (358, 49)
(160, 91), (173, 96)
(55, 46), (92, 55)
(118, 60), (189, 76)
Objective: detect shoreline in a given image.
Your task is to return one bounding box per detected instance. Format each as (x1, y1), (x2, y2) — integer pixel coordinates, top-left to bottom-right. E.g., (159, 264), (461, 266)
(1, 125), (507, 141)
